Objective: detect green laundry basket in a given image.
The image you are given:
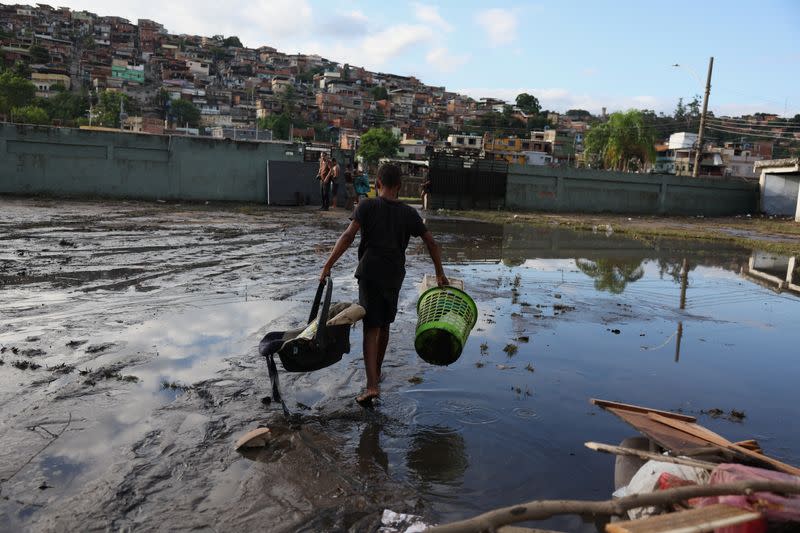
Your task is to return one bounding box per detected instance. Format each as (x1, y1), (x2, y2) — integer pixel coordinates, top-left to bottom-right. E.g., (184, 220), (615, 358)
(414, 286), (478, 366)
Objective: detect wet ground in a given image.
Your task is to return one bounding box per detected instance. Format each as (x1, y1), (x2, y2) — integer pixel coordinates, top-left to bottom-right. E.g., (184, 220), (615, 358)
(1, 197), (799, 532)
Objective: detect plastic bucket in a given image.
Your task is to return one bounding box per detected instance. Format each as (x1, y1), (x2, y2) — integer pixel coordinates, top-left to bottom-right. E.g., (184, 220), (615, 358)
(414, 286), (478, 366)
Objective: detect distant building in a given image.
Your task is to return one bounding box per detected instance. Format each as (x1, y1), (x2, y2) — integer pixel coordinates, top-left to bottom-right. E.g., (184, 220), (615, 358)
(209, 126), (272, 141)
(31, 72), (70, 97)
(446, 133), (482, 151)
(755, 158), (800, 221)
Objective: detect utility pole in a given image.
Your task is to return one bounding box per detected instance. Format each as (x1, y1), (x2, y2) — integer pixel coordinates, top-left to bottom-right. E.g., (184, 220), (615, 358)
(692, 56), (713, 177)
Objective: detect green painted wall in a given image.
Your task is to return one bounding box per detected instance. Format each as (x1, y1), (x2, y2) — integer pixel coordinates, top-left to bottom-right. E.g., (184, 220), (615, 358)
(507, 165), (759, 215)
(0, 124), (304, 201)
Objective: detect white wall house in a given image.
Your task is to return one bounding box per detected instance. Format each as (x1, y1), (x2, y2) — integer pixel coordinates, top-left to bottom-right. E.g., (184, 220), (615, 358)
(755, 158), (800, 221)
(668, 132), (698, 150)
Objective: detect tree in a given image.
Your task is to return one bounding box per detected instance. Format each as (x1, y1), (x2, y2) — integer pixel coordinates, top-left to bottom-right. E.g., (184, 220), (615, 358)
(40, 90), (89, 124)
(575, 258), (645, 294)
(673, 97), (686, 122)
(169, 98), (201, 127)
(0, 70), (36, 118)
(687, 95), (701, 119)
(515, 93), (541, 115)
(371, 85), (388, 101)
(222, 36), (243, 48)
(94, 90), (136, 128)
(357, 127), (399, 168)
(12, 105), (49, 125)
(583, 110), (656, 171)
(258, 112), (292, 140)
(29, 44), (50, 64)
(566, 109), (591, 119)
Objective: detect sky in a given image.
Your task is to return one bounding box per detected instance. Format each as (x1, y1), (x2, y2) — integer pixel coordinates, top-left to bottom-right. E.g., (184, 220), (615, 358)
(56, 0), (800, 117)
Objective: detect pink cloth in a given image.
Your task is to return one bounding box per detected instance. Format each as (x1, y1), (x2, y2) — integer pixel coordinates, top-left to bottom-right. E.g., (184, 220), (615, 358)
(693, 463), (800, 523)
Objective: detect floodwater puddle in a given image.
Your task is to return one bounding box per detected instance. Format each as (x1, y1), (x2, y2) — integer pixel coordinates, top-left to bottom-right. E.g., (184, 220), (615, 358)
(2, 200), (799, 531)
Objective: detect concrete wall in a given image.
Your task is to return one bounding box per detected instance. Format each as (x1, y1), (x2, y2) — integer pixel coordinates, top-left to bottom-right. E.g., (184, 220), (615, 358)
(0, 123), (306, 202)
(506, 165), (758, 215)
(761, 172), (800, 217)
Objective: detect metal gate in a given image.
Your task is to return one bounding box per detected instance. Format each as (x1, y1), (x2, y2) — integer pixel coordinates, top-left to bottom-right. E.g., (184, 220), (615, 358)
(429, 156), (508, 209)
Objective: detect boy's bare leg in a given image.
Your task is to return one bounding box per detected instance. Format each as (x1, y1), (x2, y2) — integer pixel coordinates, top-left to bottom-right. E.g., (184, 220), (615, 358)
(377, 326), (389, 382)
(359, 326), (381, 403)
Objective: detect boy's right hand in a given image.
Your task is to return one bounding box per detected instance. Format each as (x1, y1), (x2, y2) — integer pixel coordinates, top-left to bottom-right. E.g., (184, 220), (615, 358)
(437, 273), (449, 287)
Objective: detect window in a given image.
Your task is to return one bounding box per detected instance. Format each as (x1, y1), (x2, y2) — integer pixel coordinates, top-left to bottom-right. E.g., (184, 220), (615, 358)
(468, 138), (476, 145)
(522, 142), (530, 149)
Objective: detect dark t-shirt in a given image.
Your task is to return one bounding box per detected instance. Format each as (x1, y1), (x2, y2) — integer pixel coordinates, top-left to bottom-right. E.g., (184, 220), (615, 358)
(353, 197), (427, 289)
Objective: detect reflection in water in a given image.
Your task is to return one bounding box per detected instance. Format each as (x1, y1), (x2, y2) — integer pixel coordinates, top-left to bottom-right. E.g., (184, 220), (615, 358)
(406, 426), (468, 487)
(574, 258), (645, 294)
(357, 422), (389, 475)
(743, 252), (800, 296)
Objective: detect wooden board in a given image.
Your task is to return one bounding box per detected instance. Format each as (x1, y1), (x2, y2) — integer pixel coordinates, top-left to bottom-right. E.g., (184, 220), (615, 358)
(605, 504), (761, 533)
(591, 399), (696, 422)
(420, 274), (464, 293)
(648, 413), (800, 476)
(600, 407), (720, 457)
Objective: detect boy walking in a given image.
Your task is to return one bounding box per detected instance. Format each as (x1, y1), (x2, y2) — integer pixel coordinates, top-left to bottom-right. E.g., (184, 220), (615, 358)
(320, 164), (448, 404)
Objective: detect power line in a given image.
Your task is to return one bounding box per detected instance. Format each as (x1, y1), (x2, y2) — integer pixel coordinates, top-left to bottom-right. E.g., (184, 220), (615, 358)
(705, 125), (800, 142)
(706, 122), (800, 137)
(707, 117), (800, 131)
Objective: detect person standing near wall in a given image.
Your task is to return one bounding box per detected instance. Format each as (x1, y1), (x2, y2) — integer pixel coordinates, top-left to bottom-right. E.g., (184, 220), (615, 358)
(354, 165), (370, 203)
(319, 163), (449, 405)
(331, 157), (341, 209)
(344, 163), (356, 211)
(319, 153), (332, 211)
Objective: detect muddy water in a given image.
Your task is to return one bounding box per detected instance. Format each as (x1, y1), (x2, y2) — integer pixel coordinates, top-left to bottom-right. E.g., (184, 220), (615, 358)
(1, 198), (799, 532)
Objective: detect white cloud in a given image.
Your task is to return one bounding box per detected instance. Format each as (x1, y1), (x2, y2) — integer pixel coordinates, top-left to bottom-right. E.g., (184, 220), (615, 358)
(414, 3), (452, 32)
(475, 8), (518, 46)
(426, 47), (470, 73)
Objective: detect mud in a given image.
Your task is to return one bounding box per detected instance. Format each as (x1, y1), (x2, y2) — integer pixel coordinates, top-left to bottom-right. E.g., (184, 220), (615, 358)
(1, 197), (800, 532)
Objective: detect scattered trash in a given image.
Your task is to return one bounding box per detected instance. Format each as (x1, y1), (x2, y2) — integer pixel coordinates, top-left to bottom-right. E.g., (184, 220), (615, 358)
(609, 328), (621, 334)
(475, 361), (485, 368)
(234, 427), (271, 451)
(380, 509), (430, 533)
(408, 376), (423, 385)
(496, 364), (515, 370)
(85, 343), (115, 354)
(12, 360), (41, 370)
(517, 336), (530, 343)
(503, 344), (518, 356)
(525, 363), (535, 372)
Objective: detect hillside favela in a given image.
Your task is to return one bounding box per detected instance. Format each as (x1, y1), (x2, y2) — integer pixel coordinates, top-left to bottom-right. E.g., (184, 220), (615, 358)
(1, 2), (800, 533)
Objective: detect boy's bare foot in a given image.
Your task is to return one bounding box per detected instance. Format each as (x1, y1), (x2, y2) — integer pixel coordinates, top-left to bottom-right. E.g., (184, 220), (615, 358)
(356, 388), (380, 406)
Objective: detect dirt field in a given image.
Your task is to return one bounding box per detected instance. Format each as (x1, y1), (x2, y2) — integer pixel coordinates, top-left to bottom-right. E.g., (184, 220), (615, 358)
(0, 197), (425, 531)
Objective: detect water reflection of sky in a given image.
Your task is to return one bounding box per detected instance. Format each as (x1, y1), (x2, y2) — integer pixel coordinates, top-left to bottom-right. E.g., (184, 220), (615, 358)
(13, 299), (296, 523)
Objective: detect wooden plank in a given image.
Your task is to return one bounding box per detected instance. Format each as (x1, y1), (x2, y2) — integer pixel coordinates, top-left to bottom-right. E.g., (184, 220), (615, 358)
(590, 399), (696, 422)
(648, 413), (800, 476)
(605, 504), (761, 533)
(420, 274), (464, 293)
(604, 408), (719, 457)
(584, 442), (718, 470)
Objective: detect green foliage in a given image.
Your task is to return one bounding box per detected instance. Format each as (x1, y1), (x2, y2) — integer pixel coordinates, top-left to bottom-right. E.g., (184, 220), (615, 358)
(464, 111), (526, 136)
(12, 105), (49, 124)
(357, 127), (399, 166)
(370, 85), (388, 101)
(38, 90), (89, 123)
(515, 93), (541, 115)
(258, 112), (292, 140)
(222, 36), (243, 48)
(583, 110), (656, 171)
(94, 90), (136, 128)
(0, 70), (36, 116)
(566, 109), (591, 119)
(29, 44), (50, 64)
(169, 98), (201, 127)
(575, 258), (645, 294)
(436, 125), (453, 140)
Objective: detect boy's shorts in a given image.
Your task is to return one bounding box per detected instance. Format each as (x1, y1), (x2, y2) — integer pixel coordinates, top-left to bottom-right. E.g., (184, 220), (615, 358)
(358, 280), (400, 328)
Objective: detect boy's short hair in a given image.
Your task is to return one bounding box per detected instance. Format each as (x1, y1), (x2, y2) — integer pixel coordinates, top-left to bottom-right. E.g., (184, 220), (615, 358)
(377, 163), (402, 188)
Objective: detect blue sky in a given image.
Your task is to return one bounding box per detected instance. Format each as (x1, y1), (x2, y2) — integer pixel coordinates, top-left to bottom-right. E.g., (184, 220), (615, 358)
(61, 0), (800, 116)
